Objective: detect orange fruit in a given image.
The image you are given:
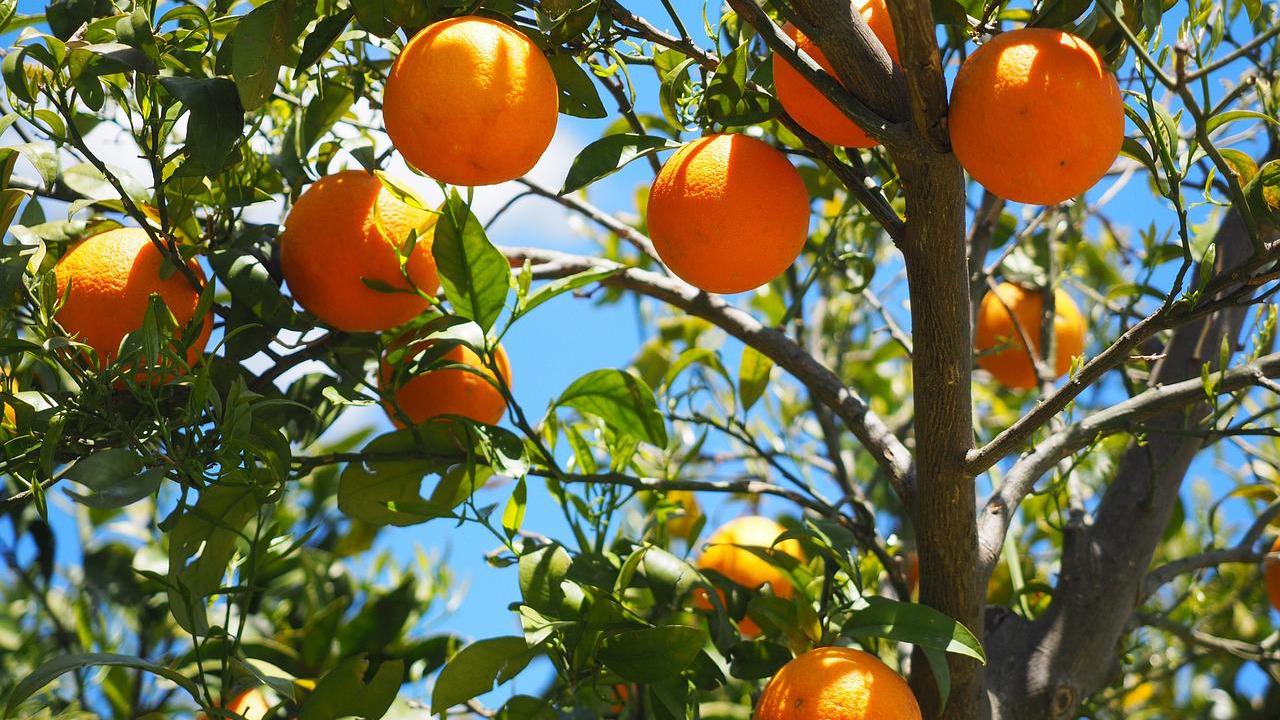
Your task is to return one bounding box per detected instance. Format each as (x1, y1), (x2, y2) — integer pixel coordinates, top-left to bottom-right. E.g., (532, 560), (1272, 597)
(383, 16), (559, 186)
(975, 282), (1085, 389)
(197, 688), (271, 720)
(695, 515), (805, 636)
(949, 28), (1123, 205)
(648, 134), (810, 294)
(756, 646), (921, 720)
(380, 341), (511, 427)
(2, 377), (16, 428)
(280, 171), (439, 332)
(54, 227), (212, 373)
(1265, 536), (1280, 612)
(771, 0), (898, 148)
(904, 551), (919, 598)
(665, 490), (702, 540)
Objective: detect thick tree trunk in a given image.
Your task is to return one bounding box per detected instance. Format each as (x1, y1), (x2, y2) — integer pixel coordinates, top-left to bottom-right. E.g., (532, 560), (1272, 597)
(899, 154), (981, 720)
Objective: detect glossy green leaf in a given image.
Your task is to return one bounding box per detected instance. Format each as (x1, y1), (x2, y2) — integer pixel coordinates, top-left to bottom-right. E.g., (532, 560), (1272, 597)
(561, 133), (678, 194)
(556, 368), (667, 446)
(432, 191), (510, 332)
(432, 636), (536, 712)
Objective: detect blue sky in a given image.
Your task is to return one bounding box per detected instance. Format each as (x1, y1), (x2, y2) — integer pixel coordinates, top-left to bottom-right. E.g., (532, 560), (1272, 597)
(3, 0), (1277, 712)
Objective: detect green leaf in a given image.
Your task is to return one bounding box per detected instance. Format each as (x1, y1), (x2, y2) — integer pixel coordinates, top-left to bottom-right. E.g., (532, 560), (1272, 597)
(431, 637), (535, 712)
(703, 41), (775, 125)
(842, 597), (986, 663)
(518, 266), (620, 317)
(295, 8), (353, 77)
(727, 639), (792, 680)
(299, 79), (354, 155)
(166, 481), (259, 634)
(209, 245), (299, 328)
(158, 76), (244, 176)
(496, 696), (558, 720)
(231, 0), (295, 111)
(336, 423), (484, 526)
(297, 656), (404, 720)
(1204, 109), (1278, 134)
(561, 133), (678, 194)
(737, 346), (773, 412)
(518, 543), (576, 615)
(502, 476), (527, 539)
(432, 191), (510, 332)
(64, 450), (163, 509)
(597, 625), (708, 683)
(548, 54), (606, 119)
(555, 368), (667, 446)
(4, 653), (202, 717)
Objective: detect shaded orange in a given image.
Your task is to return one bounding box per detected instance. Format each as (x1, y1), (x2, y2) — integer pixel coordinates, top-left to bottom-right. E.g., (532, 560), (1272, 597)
(1265, 536), (1280, 613)
(383, 16), (559, 186)
(949, 28), (1124, 205)
(695, 515), (804, 636)
(280, 171), (439, 332)
(975, 282), (1085, 389)
(756, 646), (921, 720)
(771, 0), (898, 148)
(54, 227), (212, 374)
(647, 134), (810, 294)
(380, 342), (511, 427)
(196, 688), (271, 720)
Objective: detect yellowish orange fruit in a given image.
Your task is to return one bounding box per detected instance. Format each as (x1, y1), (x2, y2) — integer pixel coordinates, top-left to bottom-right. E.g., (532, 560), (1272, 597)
(695, 515), (804, 636)
(648, 134), (810, 294)
(772, 0), (898, 147)
(949, 28), (1123, 205)
(1265, 536), (1280, 612)
(380, 341), (511, 427)
(975, 282), (1085, 389)
(197, 688), (271, 720)
(383, 16), (559, 186)
(54, 227), (212, 374)
(280, 170), (439, 332)
(756, 646), (921, 720)
(665, 490), (702, 540)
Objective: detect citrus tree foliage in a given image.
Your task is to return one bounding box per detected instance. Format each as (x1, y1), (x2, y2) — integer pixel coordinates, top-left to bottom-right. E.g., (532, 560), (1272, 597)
(0, 0), (1278, 718)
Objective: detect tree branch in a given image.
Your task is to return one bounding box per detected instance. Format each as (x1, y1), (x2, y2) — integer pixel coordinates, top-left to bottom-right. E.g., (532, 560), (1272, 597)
(502, 245), (915, 497)
(978, 351), (1280, 578)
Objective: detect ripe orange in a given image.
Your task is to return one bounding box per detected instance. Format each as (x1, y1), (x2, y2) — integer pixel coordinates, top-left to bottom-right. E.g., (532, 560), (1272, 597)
(279, 171), (439, 333)
(975, 282), (1085, 389)
(383, 16), (559, 186)
(2, 377), (15, 428)
(647, 134), (810, 294)
(949, 28), (1123, 205)
(54, 227), (211, 373)
(756, 646), (921, 720)
(1265, 536), (1280, 612)
(695, 515), (805, 636)
(379, 341), (511, 427)
(196, 688), (271, 720)
(772, 0), (898, 148)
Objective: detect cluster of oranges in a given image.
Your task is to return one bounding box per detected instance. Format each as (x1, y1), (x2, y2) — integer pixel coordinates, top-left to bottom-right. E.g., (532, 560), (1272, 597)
(49, 8), (1114, 400)
(52, 16), (550, 424)
(683, 512), (922, 720)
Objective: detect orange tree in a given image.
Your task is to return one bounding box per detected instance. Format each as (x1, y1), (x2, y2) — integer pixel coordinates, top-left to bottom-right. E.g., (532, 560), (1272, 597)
(1, 0), (1279, 718)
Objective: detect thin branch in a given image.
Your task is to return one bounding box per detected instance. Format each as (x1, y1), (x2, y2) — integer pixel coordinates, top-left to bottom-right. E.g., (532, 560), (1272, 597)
(503, 245), (916, 497)
(977, 351), (1280, 578)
